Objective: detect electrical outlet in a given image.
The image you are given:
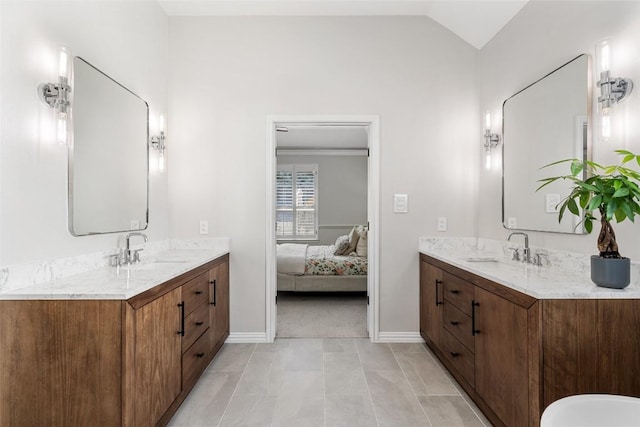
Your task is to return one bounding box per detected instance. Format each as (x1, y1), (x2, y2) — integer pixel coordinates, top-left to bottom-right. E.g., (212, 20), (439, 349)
(437, 217), (447, 232)
(199, 220), (209, 235)
(393, 194), (408, 213)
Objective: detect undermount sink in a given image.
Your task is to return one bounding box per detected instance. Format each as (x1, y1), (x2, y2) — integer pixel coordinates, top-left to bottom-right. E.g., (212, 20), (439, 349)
(124, 258), (189, 271)
(540, 394), (640, 427)
(464, 257), (500, 263)
(150, 258), (190, 264)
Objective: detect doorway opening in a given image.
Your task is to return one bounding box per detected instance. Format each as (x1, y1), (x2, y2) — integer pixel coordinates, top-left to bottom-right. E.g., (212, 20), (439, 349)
(265, 115), (380, 342)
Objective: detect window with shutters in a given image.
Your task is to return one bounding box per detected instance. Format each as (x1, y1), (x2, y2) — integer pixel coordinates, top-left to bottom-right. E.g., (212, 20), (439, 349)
(276, 164), (318, 240)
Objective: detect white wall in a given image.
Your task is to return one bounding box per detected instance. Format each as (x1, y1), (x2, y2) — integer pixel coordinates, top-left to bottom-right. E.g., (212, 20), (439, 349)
(478, 1), (640, 260)
(168, 16), (479, 335)
(0, 1), (169, 266)
(277, 154), (367, 245)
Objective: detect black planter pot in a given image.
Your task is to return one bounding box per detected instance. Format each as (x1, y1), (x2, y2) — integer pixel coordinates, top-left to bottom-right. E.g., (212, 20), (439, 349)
(590, 255), (631, 289)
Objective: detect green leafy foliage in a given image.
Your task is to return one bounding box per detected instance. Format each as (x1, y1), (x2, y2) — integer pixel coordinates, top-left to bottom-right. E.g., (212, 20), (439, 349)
(537, 150), (640, 256)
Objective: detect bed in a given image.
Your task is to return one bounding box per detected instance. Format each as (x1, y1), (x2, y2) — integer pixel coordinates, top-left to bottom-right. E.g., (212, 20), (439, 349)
(277, 242), (368, 292)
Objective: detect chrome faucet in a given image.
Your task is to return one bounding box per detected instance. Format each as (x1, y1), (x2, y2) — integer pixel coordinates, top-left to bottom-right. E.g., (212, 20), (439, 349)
(507, 232), (530, 263)
(124, 232), (148, 264)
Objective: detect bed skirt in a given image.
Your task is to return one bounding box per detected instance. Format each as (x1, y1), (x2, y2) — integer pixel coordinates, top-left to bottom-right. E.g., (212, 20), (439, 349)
(277, 273), (367, 292)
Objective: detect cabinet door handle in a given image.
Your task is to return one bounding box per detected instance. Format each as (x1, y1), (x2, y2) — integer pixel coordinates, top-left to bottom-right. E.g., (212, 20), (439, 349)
(450, 320), (459, 326)
(195, 290), (204, 295)
(195, 321), (204, 326)
(210, 279), (217, 306)
(177, 302), (185, 336)
(450, 351), (460, 358)
(435, 279), (443, 306)
(450, 289), (460, 294)
(196, 352), (205, 358)
(471, 300), (480, 336)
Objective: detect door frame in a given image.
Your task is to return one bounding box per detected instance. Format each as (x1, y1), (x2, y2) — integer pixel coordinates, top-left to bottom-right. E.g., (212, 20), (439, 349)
(265, 114), (380, 342)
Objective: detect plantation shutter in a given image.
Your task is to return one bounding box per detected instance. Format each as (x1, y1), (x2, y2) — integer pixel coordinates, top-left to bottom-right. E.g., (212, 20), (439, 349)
(276, 164), (318, 239)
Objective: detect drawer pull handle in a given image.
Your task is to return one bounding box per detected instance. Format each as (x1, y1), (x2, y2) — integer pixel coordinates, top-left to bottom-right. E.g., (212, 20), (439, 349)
(450, 290), (460, 294)
(450, 321), (459, 326)
(177, 302), (185, 336)
(210, 280), (217, 306)
(196, 352), (205, 358)
(450, 351), (460, 358)
(195, 321), (204, 326)
(435, 279), (443, 306)
(471, 300), (480, 336)
(195, 291), (204, 295)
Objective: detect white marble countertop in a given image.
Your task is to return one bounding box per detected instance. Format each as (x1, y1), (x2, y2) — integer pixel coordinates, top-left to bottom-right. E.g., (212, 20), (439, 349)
(0, 248), (228, 300)
(419, 237), (640, 299)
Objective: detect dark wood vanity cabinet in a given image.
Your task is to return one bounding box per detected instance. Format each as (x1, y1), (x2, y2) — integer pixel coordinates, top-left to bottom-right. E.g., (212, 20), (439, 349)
(419, 259), (443, 348)
(473, 286), (532, 427)
(0, 254), (230, 427)
(420, 253), (640, 427)
(209, 254), (230, 355)
(420, 254), (537, 427)
(132, 287), (183, 427)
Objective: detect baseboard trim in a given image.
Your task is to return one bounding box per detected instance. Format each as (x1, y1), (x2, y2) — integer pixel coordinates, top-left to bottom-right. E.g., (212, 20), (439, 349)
(226, 332), (423, 343)
(225, 332), (269, 343)
(377, 332), (425, 343)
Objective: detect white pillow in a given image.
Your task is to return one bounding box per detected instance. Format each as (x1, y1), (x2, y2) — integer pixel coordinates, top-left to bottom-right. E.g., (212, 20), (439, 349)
(355, 226), (368, 257)
(344, 227), (360, 255)
(333, 235), (350, 255)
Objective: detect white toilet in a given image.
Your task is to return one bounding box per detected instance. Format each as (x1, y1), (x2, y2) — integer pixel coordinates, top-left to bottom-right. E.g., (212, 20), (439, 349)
(540, 394), (640, 427)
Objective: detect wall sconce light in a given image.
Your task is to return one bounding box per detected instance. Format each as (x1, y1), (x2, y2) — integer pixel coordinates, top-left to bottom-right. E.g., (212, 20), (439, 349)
(38, 46), (72, 145)
(150, 114), (166, 171)
(596, 39), (633, 141)
(484, 111), (501, 170)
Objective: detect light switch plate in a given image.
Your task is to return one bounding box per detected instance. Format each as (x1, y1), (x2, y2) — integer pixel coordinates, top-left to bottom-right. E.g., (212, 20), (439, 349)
(546, 194), (561, 213)
(394, 194), (408, 213)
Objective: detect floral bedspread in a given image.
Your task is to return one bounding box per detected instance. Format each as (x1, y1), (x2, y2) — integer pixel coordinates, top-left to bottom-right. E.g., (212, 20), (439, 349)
(304, 245), (367, 276)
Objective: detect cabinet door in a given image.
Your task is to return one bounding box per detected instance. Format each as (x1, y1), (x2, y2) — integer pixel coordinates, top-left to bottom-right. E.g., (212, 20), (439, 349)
(209, 257), (230, 351)
(474, 287), (529, 427)
(420, 259), (443, 347)
(134, 287), (182, 427)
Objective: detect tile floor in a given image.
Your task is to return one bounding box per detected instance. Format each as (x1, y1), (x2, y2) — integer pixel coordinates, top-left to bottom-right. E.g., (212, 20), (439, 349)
(168, 338), (492, 427)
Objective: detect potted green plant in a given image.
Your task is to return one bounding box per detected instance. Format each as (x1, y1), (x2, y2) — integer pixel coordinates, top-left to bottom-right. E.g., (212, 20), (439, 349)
(537, 150), (640, 289)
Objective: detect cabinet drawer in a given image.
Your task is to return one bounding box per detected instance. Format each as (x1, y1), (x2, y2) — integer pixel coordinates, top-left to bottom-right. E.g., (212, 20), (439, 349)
(443, 303), (474, 352)
(182, 303), (210, 352)
(182, 272), (210, 316)
(443, 272), (474, 315)
(182, 331), (211, 386)
(442, 330), (475, 387)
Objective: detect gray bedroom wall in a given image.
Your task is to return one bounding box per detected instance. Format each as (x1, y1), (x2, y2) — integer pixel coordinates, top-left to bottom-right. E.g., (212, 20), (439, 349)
(277, 154), (368, 245)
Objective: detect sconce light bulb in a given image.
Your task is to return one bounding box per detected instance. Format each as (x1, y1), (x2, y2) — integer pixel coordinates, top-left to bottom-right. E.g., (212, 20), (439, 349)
(602, 109), (611, 141)
(57, 113), (67, 145)
(159, 114), (165, 133)
(485, 111), (491, 131)
(485, 148), (492, 170)
(158, 151), (165, 172)
(600, 40), (610, 72)
(59, 47), (69, 79)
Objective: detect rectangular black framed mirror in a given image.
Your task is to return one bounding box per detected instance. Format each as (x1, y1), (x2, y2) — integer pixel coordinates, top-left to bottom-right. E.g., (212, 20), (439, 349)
(69, 56), (149, 236)
(502, 54), (592, 234)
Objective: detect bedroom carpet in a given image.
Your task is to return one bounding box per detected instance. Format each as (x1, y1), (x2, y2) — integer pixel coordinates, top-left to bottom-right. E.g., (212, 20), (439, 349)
(276, 292), (368, 338)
